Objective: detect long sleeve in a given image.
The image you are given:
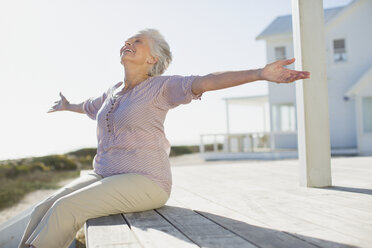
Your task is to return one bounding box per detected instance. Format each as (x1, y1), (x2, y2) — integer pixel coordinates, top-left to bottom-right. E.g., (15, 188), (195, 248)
(82, 91), (108, 120)
(153, 75), (203, 110)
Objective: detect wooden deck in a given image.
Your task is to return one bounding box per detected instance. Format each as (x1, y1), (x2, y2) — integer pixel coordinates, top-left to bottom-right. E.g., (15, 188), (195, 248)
(86, 156), (372, 248)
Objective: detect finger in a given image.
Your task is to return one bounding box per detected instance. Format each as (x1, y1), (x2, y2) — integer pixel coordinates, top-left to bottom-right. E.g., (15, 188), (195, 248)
(288, 70), (307, 78)
(281, 58), (295, 66)
(59, 92), (66, 100)
(303, 71), (310, 78)
(289, 72), (301, 82)
(287, 75), (297, 83)
(295, 70), (310, 78)
(295, 72), (309, 80)
(114, 81), (123, 88)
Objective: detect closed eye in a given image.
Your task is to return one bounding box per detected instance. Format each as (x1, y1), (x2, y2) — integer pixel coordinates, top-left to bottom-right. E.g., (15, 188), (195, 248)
(124, 38), (141, 45)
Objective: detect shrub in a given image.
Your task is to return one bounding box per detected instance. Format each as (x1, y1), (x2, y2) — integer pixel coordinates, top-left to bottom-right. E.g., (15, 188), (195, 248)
(0, 170), (80, 211)
(0, 164), (19, 178)
(170, 145), (199, 157)
(67, 148), (97, 157)
(32, 155), (77, 171)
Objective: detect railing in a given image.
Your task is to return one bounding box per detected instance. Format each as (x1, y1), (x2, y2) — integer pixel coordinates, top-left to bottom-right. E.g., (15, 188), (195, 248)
(200, 132), (272, 153)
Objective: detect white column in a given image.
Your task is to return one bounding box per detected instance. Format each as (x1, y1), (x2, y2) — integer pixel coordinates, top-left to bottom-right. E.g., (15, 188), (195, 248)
(225, 100), (230, 135)
(199, 135), (205, 154)
(262, 104), (267, 132)
(225, 100), (231, 152)
(292, 0), (332, 187)
(213, 135), (218, 152)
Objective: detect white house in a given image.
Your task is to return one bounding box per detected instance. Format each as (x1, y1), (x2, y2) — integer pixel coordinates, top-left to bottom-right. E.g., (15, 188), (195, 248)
(200, 0), (372, 160)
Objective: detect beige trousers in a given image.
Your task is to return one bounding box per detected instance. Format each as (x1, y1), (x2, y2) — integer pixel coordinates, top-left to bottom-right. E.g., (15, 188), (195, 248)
(18, 172), (170, 248)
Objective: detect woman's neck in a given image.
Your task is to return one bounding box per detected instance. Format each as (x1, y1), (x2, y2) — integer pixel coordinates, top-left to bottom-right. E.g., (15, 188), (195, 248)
(123, 68), (150, 89)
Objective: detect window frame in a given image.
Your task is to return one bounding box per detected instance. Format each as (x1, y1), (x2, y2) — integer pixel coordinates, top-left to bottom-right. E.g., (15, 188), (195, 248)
(332, 38), (347, 63)
(361, 96), (372, 134)
(274, 46), (287, 61)
(272, 103), (297, 132)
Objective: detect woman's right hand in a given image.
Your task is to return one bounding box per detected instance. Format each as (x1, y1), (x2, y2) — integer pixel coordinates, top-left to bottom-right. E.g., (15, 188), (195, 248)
(47, 92), (70, 113)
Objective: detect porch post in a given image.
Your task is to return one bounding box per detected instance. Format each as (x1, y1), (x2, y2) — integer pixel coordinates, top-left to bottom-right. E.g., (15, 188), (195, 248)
(200, 135), (205, 154)
(225, 100), (231, 152)
(291, 0), (332, 187)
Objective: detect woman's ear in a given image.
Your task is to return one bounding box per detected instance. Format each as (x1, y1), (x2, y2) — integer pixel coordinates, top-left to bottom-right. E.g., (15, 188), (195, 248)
(147, 56), (158, 65)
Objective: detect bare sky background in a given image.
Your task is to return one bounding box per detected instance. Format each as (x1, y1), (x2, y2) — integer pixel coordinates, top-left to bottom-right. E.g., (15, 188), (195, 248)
(0, 0), (352, 160)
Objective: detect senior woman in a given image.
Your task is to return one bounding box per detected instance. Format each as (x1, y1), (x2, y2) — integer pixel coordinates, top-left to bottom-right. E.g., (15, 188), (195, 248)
(19, 28), (309, 248)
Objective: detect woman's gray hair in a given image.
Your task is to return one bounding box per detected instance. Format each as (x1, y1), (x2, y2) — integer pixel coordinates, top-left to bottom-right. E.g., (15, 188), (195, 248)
(135, 28), (172, 76)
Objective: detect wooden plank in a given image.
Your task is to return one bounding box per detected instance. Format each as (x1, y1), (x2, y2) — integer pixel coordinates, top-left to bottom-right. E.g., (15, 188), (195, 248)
(170, 163), (372, 247)
(155, 204), (258, 248)
(123, 209), (199, 248)
(171, 185), (366, 248)
(173, 161), (372, 212)
(166, 196), (319, 248)
(85, 214), (140, 248)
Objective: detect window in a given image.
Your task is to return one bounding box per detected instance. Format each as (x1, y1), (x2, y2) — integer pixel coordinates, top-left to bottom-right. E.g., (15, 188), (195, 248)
(272, 104), (296, 132)
(362, 97), (372, 133)
(275, 46), (286, 60)
(333, 39), (347, 62)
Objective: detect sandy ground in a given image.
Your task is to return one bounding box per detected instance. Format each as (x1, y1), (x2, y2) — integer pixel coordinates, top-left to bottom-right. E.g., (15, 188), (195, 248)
(0, 153), (257, 225)
(0, 178), (76, 225)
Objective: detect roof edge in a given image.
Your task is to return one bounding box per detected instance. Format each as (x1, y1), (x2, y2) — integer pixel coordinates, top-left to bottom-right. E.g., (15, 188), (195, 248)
(255, 1), (359, 41)
(345, 64), (372, 99)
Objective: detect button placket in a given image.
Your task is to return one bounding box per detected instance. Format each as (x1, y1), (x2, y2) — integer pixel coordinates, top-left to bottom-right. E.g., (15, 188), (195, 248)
(107, 85), (132, 135)
(105, 97), (117, 134)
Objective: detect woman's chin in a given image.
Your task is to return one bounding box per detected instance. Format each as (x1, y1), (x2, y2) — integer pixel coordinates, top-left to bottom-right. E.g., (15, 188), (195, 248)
(120, 57), (128, 66)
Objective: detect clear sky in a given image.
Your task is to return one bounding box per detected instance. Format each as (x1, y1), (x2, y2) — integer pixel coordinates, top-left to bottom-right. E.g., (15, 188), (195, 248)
(0, 0), (353, 160)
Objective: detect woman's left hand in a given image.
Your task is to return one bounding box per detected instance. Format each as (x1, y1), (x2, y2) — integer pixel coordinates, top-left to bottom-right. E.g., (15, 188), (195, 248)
(259, 58), (310, 84)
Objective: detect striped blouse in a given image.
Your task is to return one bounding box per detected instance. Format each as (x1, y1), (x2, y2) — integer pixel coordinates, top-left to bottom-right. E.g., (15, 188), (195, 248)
(82, 75), (203, 196)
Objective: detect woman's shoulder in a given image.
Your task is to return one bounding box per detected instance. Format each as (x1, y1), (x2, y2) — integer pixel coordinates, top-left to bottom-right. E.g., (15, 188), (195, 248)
(150, 74), (184, 86)
(152, 74), (178, 82)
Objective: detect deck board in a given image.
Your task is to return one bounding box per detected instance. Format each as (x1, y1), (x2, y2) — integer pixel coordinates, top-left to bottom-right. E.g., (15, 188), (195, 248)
(85, 214), (140, 247)
(169, 156), (372, 248)
(86, 156), (372, 248)
(168, 192), (320, 248)
(156, 202), (257, 248)
(123, 210), (198, 248)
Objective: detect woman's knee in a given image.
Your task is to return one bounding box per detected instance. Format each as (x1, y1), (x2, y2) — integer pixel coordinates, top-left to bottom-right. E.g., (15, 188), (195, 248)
(51, 196), (84, 228)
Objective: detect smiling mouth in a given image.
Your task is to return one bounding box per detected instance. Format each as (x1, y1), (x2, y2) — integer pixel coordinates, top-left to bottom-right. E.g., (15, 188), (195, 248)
(121, 49), (135, 56)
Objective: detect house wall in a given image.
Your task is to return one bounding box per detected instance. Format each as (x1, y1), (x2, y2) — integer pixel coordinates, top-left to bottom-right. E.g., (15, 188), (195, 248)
(325, 0), (372, 149)
(267, 37), (298, 149)
(266, 0), (372, 152)
(356, 71), (372, 155)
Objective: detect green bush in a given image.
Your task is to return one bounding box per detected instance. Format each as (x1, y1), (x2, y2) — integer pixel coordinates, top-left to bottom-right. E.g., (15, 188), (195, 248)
(0, 164), (19, 178)
(67, 148), (97, 157)
(32, 155), (77, 171)
(204, 143), (223, 152)
(170, 145), (199, 157)
(76, 155), (94, 167)
(0, 170), (80, 211)
(17, 162), (51, 173)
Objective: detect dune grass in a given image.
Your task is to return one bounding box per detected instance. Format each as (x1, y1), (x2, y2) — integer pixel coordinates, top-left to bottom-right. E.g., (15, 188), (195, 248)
(0, 144), (212, 211)
(0, 170), (80, 211)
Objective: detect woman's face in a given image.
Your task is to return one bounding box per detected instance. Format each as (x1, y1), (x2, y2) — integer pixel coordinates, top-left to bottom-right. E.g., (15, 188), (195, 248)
(120, 35), (156, 67)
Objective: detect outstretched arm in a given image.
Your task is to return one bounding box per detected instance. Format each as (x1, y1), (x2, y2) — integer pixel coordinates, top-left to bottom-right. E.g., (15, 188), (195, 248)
(47, 92), (85, 114)
(191, 58), (310, 95)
